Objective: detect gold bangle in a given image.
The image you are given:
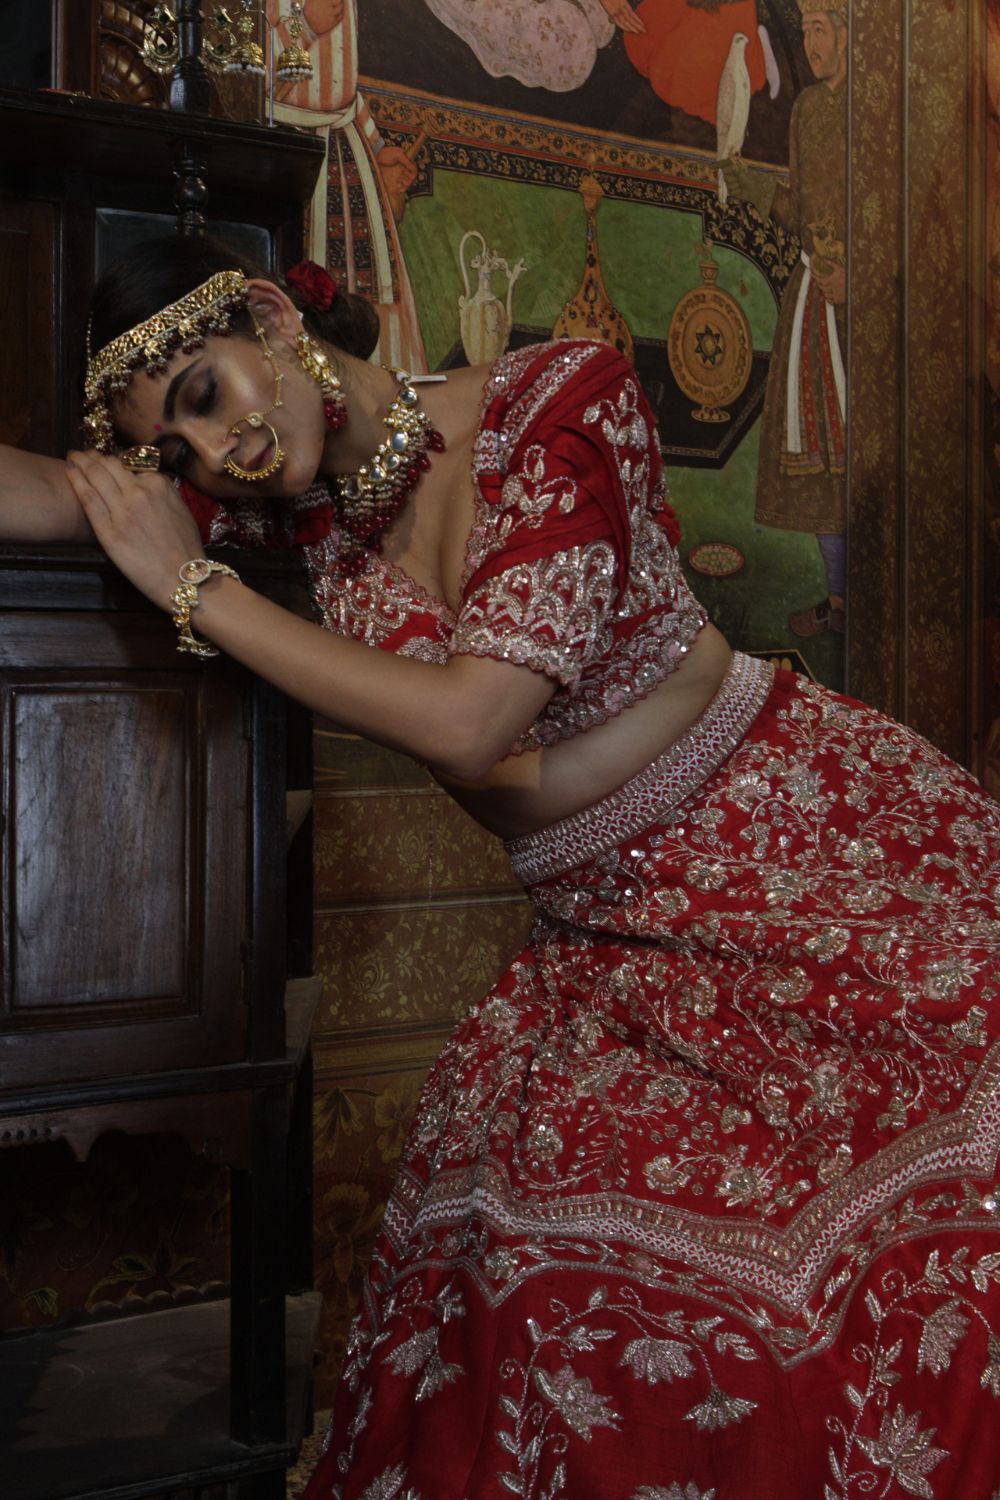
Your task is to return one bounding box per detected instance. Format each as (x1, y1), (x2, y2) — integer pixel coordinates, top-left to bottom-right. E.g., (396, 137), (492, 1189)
(170, 557), (240, 658)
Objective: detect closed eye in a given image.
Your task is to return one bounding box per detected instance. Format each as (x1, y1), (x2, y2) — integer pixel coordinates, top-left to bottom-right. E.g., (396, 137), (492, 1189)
(194, 373), (217, 417)
(158, 373), (218, 474)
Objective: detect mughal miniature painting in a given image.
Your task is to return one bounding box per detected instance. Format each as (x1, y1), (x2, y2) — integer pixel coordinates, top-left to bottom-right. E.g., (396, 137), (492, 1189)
(273, 0), (850, 691)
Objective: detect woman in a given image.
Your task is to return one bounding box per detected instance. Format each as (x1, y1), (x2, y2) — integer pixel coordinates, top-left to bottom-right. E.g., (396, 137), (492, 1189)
(9, 234), (1000, 1498)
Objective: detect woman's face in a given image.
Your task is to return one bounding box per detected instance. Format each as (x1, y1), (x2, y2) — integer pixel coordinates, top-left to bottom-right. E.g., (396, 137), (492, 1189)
(112, 323), (328, 500)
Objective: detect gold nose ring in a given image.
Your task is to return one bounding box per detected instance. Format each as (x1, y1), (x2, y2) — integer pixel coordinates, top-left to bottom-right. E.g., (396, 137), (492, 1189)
(223, 307), (287, 482)
(223, 408), (286, 482)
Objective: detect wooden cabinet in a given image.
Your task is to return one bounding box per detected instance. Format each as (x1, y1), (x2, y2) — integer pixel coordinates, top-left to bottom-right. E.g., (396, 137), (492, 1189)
(0, 546), (320, 1500)
(0, 87), (324, 459)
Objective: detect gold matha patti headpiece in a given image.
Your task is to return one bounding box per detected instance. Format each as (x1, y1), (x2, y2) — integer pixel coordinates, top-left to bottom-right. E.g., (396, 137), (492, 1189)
(83, 270), (250, 454)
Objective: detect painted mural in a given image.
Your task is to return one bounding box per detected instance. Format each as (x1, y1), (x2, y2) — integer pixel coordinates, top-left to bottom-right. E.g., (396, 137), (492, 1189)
(272, 0), (850, 685)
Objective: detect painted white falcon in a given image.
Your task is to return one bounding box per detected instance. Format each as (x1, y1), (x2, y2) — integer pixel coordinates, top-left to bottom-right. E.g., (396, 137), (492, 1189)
(716, 31), (751, 206)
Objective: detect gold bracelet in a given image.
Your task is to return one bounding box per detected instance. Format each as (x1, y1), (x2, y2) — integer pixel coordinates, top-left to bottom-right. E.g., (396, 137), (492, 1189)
(170, 558), (240, 658)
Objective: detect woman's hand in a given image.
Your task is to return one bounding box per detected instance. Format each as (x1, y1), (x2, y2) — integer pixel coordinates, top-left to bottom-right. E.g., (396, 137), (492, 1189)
(65, 451), (205, 610)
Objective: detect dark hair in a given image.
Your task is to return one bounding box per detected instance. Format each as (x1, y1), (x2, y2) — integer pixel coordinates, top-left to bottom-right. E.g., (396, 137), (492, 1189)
(87, 232), (380, 372)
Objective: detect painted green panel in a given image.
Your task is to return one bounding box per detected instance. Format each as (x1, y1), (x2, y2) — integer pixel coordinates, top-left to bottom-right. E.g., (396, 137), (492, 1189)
(670, 427), (843, 690)
(400, 171), (841, 690)
(400, 172), (776, 368)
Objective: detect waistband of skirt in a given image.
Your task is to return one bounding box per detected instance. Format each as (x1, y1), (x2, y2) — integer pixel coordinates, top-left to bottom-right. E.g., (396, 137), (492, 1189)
(505, 651), (776, 887)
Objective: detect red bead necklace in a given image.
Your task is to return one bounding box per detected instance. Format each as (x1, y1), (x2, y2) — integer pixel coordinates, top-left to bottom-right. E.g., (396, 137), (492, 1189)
(332, 369), (445, 575)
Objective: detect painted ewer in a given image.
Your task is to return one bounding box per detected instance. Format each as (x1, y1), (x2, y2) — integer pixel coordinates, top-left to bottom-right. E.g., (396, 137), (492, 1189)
(458, 230), (527, 365)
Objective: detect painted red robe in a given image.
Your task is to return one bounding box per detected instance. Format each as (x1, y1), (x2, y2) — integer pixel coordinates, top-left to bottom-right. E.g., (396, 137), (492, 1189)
(624, 0), (766, 126)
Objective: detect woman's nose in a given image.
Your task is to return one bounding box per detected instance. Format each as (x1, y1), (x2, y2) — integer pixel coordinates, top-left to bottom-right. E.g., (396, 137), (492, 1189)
(190, 423), (238, 474)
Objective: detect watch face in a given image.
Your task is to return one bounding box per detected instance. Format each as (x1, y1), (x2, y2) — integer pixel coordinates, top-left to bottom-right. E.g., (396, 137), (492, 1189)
(179, 559), (212, 586)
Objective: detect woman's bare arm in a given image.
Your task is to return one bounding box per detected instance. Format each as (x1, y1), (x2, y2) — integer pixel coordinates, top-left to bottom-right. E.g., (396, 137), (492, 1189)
(186, 575), (554, 779)
(65, 450), (555, 780)
(0, 446), (94, 542)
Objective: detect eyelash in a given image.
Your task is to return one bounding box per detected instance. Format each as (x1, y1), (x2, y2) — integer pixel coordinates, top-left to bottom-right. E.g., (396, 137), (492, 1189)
(196, 376), (218, 416)
(163, 375), (218, 474)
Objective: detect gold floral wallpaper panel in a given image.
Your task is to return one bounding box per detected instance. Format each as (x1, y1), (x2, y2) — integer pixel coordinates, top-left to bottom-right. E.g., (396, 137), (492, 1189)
(849, 0), (993, 771)
(309, 727), (532, 1400)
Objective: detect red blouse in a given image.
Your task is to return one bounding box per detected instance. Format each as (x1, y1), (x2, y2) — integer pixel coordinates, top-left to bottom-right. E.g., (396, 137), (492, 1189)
(182, 338), (707, 755)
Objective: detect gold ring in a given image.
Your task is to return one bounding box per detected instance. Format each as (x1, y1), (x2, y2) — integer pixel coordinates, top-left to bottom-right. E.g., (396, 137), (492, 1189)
(120, 445), (162, 473)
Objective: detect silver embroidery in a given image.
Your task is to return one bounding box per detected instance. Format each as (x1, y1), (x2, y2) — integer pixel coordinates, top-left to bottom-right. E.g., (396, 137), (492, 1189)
(450, 542), (618, 684)
(304, 532), (454, 649)
(506, 654), (775, 884)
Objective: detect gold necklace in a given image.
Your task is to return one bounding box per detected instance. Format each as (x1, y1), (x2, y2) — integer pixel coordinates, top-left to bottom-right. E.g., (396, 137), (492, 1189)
(333, 369), (445, 573)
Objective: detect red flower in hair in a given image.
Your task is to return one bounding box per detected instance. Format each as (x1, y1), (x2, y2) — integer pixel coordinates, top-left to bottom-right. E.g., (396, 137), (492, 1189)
(286, 260), (338, 313)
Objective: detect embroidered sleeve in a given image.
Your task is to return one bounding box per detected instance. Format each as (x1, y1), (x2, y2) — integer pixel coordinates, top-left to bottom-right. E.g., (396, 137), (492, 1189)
(449, 345), (668, 687)
(451, 540), (619, 684)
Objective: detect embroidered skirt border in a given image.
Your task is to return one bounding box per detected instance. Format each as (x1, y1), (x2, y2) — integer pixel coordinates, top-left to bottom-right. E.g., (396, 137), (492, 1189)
(505, 650), (775, 886)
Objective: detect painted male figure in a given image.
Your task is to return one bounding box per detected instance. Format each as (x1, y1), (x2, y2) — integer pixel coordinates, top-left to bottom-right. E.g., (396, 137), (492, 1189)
(269, 0), (428, 373)
(725, 4), (848, 637)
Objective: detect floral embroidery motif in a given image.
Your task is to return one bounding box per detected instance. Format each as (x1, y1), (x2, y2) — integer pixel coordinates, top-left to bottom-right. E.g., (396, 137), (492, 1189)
(827, 1248), (1000, 1497)
(303, 340), (708, 756)
(305, 529), (454, 652)
(631, 1489), (716, 1500)
(357, 1467), (421, 1500)
(450, 542), (619, 685)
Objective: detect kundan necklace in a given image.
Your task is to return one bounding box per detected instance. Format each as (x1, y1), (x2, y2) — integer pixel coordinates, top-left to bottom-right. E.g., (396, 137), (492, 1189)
(332, 368), (446, 574)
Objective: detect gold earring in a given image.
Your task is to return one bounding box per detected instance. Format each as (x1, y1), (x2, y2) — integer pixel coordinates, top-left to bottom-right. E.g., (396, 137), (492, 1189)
(275, 3), (314, 83)
(296, 332), (347, 430)
(142, 4), (180, 74)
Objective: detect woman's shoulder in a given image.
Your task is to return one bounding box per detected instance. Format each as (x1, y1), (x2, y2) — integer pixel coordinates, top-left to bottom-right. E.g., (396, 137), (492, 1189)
(476, 338), (638, 470)
(489, 336), (632, 404)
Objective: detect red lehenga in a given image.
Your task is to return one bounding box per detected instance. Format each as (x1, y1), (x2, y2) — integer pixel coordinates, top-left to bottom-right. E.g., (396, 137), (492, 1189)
(184, 341), (1000, 1500)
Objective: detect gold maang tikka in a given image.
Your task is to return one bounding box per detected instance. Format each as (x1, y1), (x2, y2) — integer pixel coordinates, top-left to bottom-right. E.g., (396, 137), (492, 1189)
(223, 307), (287, 482)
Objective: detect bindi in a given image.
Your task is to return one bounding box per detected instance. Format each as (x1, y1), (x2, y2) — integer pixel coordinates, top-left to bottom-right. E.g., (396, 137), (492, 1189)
(154, 423), (163, 432)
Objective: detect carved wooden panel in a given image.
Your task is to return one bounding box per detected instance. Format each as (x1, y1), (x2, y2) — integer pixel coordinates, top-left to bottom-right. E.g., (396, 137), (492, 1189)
(0, 615), (250, 1090)
(9, 680), (191, 1011)
(73, 0), (264, 120)
(98, 1), (169, 107)
(0, 199), (57, 456)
